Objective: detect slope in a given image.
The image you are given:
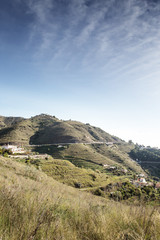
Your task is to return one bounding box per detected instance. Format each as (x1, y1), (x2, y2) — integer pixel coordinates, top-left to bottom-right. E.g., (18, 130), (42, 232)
(0, 156), (159, 240)
(0, 114), (122, 145)
(130, 146), (160, 178)
(33, 143), (144, 174)
(0, 114), (144, 175)
(0, 116), (24, 129)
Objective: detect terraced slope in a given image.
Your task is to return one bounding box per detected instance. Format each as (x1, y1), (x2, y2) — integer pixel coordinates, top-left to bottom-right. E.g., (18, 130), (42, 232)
(33, 143), (144, 174)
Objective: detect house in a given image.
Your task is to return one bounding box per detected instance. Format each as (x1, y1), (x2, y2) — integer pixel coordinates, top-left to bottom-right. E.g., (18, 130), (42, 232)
(106, 142), (114, 146)
(109, 166), (116, 170)
(139, 178), (147, 183)
(103, 164), (116, 170)
(133, 177), (147, 187)
(103, 164), (109, 168)
(2, 144), (25, 154)
(57, 145), (63, 148)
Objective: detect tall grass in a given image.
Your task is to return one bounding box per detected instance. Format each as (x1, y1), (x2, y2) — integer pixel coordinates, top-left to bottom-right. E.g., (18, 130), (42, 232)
(0, 156), (160, 240)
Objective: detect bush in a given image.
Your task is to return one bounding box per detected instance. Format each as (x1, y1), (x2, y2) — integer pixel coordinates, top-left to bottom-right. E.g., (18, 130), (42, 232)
(3, 152), (8, 157)
(0, 148), (12, 156)
(110, 191), (123, 201)
(74, 182), (81, 188)
(94, 188), (105, 197)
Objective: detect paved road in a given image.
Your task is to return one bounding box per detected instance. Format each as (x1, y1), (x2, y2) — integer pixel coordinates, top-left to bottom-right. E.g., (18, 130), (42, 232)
(140, 161), (160, 163)
(26, 142), (115, 147)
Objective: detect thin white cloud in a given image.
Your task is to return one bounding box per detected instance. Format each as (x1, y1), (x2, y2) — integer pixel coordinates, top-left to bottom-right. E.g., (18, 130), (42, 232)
(24, 0), (160, 82)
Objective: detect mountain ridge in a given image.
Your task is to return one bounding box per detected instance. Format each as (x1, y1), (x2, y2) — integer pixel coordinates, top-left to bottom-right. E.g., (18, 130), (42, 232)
(0, 114), (123, 145)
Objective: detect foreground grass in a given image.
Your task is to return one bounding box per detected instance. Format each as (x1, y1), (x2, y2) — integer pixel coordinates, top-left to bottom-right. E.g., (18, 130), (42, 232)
(15, 157), (121, 188)
(0, 156), (160, 240)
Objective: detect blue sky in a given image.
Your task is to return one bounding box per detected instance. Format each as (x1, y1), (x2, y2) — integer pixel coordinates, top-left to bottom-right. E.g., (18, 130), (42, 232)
(0, 0), (160, 147)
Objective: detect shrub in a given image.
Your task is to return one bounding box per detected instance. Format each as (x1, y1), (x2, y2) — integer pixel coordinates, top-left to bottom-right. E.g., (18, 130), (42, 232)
(94, 188), (105, 197)
(74, 182), (81, 188)
(3, 152), (8, 157)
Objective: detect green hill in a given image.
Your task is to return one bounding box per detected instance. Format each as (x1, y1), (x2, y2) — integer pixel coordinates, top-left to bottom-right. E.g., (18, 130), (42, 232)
(0, 114), (122, 145)
(33, 143), (143, 174)
(0, 114), (144, 175)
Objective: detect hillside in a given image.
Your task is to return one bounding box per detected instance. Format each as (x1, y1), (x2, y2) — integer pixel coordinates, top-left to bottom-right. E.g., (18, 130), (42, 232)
(33, 143), (143, 174)
(23, 156), (127, 188)
(0, 155), (160, 240)
(0, 114), (122, 145)
(0, 114), (145, 175)
(0, 116), (23, 129)
(130, 146), (160, 179)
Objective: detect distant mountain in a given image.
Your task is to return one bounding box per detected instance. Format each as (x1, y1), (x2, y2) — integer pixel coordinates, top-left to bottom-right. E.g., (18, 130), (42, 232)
(0, 114), (122, 145)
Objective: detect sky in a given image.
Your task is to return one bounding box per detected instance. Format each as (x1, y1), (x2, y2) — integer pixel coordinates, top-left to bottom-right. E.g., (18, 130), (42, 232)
(0, 0), (160, 147)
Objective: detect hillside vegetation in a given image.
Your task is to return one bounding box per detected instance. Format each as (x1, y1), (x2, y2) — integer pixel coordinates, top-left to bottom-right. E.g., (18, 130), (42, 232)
(0, 156), (160, 240)
(0, 116), (23, 129)
(0, 114), (121, 145)
(130, 146), (160, 178)
(0, 114), (145, 176)
(21, 157), (114, 188)
(33, 143), (143, 174)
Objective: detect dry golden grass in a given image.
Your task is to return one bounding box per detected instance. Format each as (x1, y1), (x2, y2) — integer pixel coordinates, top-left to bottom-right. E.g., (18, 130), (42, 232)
(0, 156), (160, 240)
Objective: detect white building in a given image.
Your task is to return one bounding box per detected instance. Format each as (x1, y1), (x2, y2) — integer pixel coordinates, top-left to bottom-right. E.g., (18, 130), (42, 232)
(103, 164), (109, 168)
(2, 144), (25, 154)
(139, 173), (145, 177)
(57, 145), (63, 148)
(106, 142), (114, 146)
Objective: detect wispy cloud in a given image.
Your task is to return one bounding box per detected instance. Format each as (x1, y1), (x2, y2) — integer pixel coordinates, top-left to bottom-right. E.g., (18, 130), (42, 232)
(1, 0), (160, 147)
(22, 0), (160, 84)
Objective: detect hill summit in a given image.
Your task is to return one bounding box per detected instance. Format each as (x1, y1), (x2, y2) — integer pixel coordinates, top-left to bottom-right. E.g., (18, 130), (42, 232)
(0, 114), (122, 145)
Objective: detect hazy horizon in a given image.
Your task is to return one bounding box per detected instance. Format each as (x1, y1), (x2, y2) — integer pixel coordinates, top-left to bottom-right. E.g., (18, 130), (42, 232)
(0, 0), (160, 148)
